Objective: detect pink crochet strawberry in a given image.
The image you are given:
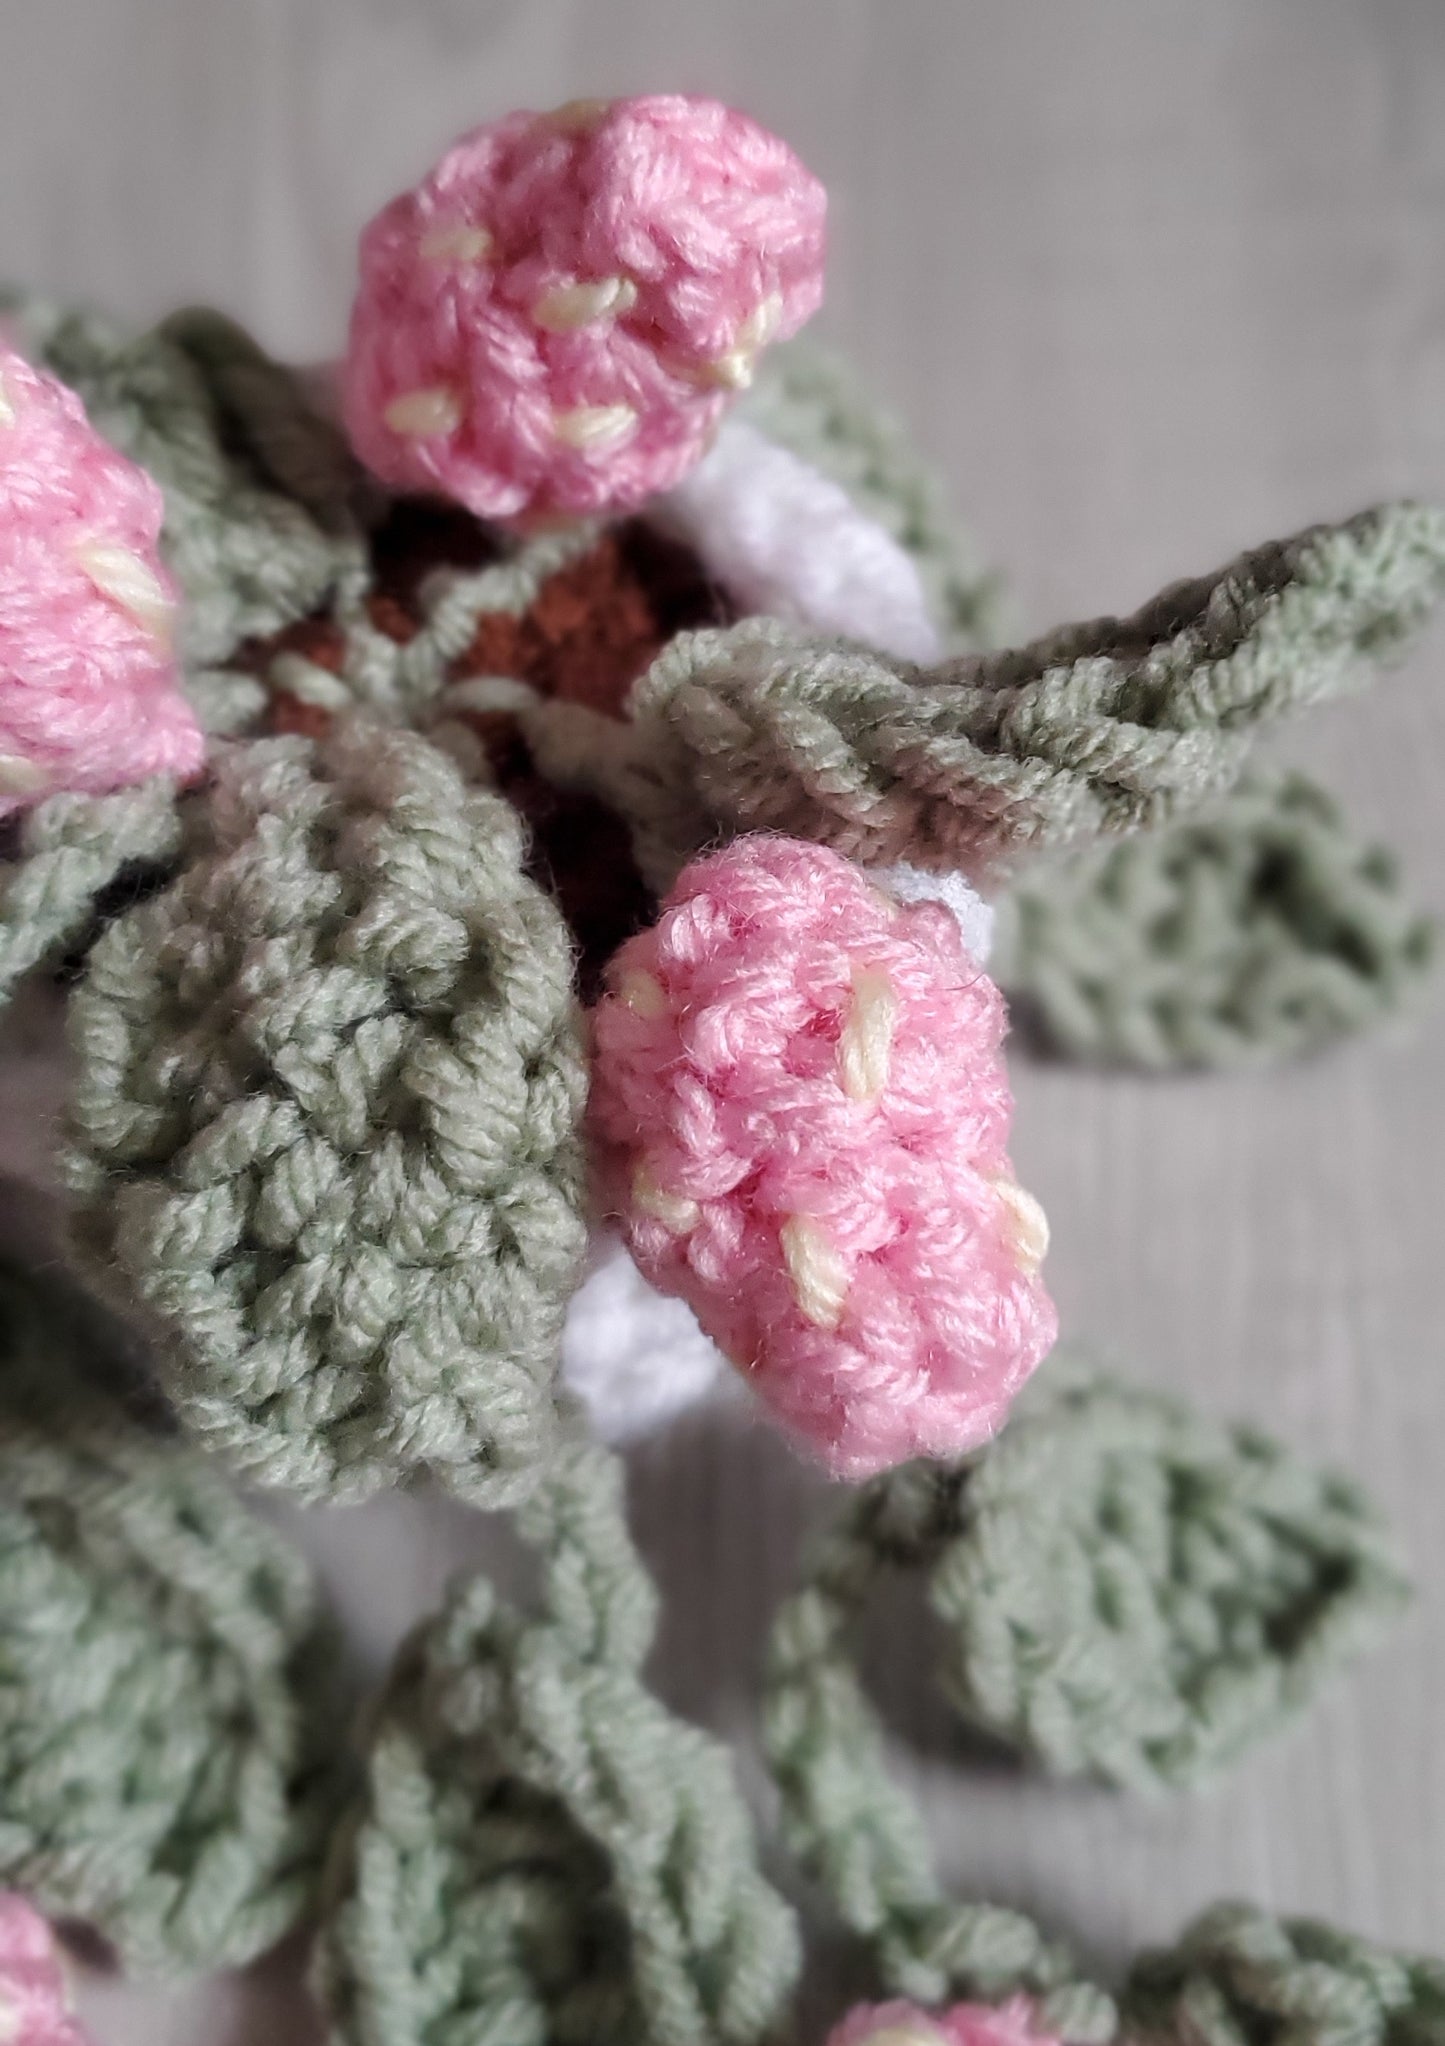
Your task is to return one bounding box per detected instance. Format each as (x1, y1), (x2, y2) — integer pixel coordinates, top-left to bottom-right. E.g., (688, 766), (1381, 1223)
(0, 340), (204, 814)
(828, 1998), (1062, 2046)
(589, 835), (1056, 1478)
(0, 1896), (90, 2046)
(342, 93), (826, 521)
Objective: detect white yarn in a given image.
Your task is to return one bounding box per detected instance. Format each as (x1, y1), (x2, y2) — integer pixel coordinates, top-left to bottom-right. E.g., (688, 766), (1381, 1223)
(878, 862), (996, 965)
(657, 418), (942, 663)
(258, 376), (979, 1453)
(305, 357), (941, 663)
(559, 870), (993, 1447)
(560, 1227), (728, 1443)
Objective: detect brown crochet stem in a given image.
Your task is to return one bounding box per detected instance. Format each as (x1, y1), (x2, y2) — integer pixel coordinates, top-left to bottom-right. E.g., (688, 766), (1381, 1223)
(250, 499), (725, 990)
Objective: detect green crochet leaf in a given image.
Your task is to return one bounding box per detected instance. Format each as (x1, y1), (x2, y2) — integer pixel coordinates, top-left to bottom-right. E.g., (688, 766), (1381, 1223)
(0, 1260), (338, 1977)
(930, 1367), (1410, 1790)
(617, 502), (1445, 889)
(743, 341), (1007, 650)
(0, 776), (184, 1010)
(770, 1360), (1406, 1822)
(0, 291), (362, 674)
(767, 1380), (1424, 2029)
(1126, 1903), (1445, 2046)
(994, 772), (1434, 1069)
(318, 1445), (801, 2046)
(765, 1449), (1115, 2028)
(158, 304), (367, 535)
(62, 717), (589, 1503)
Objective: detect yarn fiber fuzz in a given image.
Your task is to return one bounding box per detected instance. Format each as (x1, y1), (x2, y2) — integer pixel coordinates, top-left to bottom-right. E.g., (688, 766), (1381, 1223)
(0, 1897), (88, 2046)
(0, 341), (204, 811)
(344, 94), (826, 519)
(62, 718), (589, 1504)
(589, 835), (1055, 1478)
(0, 1263), (337, 1978)
(829, 1998), (1058, 2046)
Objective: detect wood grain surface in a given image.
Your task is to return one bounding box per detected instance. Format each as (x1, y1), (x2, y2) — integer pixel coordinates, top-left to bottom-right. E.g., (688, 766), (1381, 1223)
(1, 3), (1441, 2037)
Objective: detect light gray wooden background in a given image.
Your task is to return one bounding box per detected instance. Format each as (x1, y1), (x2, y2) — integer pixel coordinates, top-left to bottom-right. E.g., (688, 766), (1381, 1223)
(2, 2), (1443, 2039)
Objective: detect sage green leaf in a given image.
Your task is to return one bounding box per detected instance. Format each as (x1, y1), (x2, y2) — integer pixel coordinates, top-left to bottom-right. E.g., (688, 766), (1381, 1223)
(0, 1261), (338, 1977)
(1126, 1903), (1445, 2046)
(621, 502), (1445, 887)
(0, 776), (184, 1009)
(0, 290), (362, 669)
(744, 341), (1007, 650)
(994, 772), (1433, 1068)
(318, 1445), (800, 2046)
(63, 718), (588, 1503)
(932, 1367), (1410, 1790)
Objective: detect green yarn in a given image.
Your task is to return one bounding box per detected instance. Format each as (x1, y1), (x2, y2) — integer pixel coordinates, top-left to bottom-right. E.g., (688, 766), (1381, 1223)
(318, 1440), (801, 2046)
(928, 1367), (1408, 1790)
(0, 268), (1432, 2041)
(764, 1369), (1426, 2040)
(313, 1376), (1426, 2046)
(765, 1440), (1114, 2028)
(0, 296), (614, 1034)
(733, 344), (1439, 1079)
(0, 290), (363, 674)
(0, 1259), (338, 1977)
(273, 516), (604, 729)
(0, 777), (184, 1008)
(0, 290), (608, 730)
(594, 502), (1445, 890)
(743, 341), (1007, 650)
(0, 296), (366, 1009)
(993, 773), (1434, 1070)
(768, 1364), (1407, 1817)
(0, 298), (1432, 1087)
(157, 305), (370, 536)
(62, 716), (589, 1503)
(1125, 1904), (1445, 2046)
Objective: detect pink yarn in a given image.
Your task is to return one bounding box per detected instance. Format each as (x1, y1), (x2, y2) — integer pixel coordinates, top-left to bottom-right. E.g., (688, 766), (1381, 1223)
(342, 94), (826, 521)
(828, 1996), (1061, 2046)
(588, 837), (1057, 1479)
(0, 341), (204, 815)
(0, 1896), (89, 2045)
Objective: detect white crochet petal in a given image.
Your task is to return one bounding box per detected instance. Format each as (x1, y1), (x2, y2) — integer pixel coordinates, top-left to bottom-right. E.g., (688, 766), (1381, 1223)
(876, 862), (996, 966)
(657, 418), (941, 663)
(560, 1227), (728, 1443)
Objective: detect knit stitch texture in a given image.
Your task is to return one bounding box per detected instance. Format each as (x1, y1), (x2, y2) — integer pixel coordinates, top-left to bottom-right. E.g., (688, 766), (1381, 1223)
(0, 777), (184, 1011)
(317, 1441), (800, 2046)
(0, 294), (368, 1029)
(767, 1362), (1409, 1819)
(608, 503), (1445, 890)
(0, 295), (364, 673)
(589, 835), (1055, 1477)
(764, 1377), (1419, 2040)
(994, 772), (1433, 1069)
(0, 340), (204, 811)
(1126, 1904), (1445, 2046)
(0, 1262), (337, 1977)
(0, 293), (1430, 1086)
(344, 95), (825, 521)
(0, 108), (1438, 2045)
(742, 343), (1006, 651)
(62, 718), (589, 1502)
(927, 1367), (1410, 1789)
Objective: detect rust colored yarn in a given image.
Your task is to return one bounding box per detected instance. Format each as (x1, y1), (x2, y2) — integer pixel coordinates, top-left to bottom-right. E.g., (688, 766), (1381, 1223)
(259, 500), (725, 979)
